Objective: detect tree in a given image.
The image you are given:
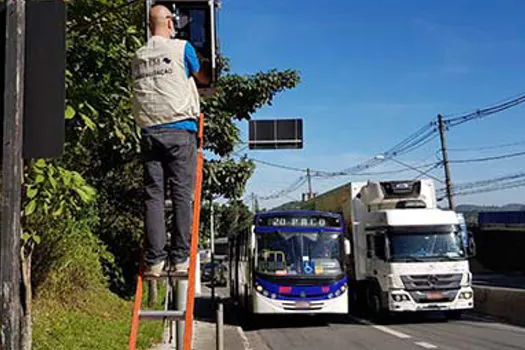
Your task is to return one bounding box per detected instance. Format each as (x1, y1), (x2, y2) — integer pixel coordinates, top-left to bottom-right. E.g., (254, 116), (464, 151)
(19, 0), (300, 347)
(62, 0), (300, 295)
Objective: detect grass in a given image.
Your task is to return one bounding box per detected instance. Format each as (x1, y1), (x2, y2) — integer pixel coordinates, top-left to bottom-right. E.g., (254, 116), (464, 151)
(33, 284), (166, 350)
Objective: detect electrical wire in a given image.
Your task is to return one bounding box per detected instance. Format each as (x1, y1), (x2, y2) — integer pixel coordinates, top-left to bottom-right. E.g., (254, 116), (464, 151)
(257, 176), (307, 201)
(448, 139), (525, 152)
(449, 179), (525, 199)
(445, 93), (525, 128)
(450, 150), (525, 164)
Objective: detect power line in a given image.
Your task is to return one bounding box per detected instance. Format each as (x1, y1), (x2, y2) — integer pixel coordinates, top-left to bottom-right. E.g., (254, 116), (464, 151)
(449, 179), (525, 199)
(450, 150), (525, 164)
(321, 122), (438, 177)
(257, 176), (307, 201)
(448, 139), (525, 152)
(445, 93), (525, 128)
(438, 172), (525, 193)
(247, 157), (306, 173)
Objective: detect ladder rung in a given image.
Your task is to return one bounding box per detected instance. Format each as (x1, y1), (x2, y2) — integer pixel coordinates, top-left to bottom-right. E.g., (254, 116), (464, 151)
(139, 310), (185, 321)
(143, 271), (189, 280)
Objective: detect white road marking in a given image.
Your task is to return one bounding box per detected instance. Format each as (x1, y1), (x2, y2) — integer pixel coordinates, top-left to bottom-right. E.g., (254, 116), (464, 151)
(415, 341), (438, 349)
(351, 316), (412, 339)
(237, 325), (253, 350)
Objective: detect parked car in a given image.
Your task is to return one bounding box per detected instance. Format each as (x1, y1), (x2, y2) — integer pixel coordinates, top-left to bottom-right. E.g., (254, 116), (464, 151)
(201, 261), (227, 286)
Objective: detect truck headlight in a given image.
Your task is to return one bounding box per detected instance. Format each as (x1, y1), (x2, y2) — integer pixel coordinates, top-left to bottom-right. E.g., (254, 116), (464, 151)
(459, 291), (473, 300)
(392, 294), (410, 302)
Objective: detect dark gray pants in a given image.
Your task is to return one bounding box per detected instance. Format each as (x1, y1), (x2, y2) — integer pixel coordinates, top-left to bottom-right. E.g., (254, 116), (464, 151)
(141, 128), (197, 266)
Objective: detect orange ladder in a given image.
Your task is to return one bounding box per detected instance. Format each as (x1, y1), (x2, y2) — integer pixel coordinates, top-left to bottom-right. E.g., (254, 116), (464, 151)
(128, 114), (205, 350)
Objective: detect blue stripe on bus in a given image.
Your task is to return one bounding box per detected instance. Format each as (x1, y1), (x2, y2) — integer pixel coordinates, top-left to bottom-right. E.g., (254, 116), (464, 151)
(255, 276), (348, 301)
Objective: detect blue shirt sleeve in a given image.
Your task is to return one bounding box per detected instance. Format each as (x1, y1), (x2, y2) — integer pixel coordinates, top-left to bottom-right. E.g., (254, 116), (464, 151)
(184, 42), (201, 78)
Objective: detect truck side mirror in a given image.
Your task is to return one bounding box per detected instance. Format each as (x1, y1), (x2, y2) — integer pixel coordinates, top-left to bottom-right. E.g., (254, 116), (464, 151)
(467, 232), (476, 258)
(344, 238), (351, 256)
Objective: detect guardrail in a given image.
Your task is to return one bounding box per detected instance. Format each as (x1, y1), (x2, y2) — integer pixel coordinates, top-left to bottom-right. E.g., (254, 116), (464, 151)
(473, 285), (525, 326)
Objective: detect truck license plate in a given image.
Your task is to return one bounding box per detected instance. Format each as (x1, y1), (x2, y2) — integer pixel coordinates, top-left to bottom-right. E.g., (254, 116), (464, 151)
(296, 301), (310, 308)
(426, 291), (443, 300)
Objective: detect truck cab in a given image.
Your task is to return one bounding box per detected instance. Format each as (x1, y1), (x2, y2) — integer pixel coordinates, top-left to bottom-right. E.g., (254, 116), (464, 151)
(351, 180), (474, 318)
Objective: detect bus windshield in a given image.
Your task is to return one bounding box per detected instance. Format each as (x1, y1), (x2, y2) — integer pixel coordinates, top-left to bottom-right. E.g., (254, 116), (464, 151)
(256, 232), (342, 276)
(388, 226), (466, 262)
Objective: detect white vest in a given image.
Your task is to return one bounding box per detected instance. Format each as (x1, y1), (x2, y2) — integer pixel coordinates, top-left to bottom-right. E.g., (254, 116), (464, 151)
(131, 37), (200, 128)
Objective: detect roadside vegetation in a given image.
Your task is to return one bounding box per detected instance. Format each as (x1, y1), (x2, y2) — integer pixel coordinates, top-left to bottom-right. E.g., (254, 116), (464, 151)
(19, 1), (301, 348)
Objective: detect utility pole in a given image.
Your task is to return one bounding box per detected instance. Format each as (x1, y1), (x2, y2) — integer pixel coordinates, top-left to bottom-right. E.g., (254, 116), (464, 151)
(306, 168), (313, 201)
(250, 192), (256, 213)
(1, 1), (26, 349)
(438, 114), (454, 210)
(210, 198), (215, 303)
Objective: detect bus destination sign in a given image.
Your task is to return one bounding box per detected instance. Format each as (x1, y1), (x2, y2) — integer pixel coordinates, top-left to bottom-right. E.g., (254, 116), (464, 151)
(258, 215), (340, 228)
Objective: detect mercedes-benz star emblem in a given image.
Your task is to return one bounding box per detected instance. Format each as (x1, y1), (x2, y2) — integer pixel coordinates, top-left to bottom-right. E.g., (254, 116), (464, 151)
(428, 275), (439, 286)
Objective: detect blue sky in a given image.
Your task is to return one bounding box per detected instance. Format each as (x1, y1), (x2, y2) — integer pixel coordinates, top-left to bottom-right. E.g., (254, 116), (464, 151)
(219, 0), (525, 209)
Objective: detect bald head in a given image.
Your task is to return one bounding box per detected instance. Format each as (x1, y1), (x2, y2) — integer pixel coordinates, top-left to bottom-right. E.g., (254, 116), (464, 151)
(149, 4), (174, 38)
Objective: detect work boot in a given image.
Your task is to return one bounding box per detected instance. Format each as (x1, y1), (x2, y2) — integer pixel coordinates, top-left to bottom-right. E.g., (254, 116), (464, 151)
(144, 260), (165, 277)
(171, 258), (189, 273)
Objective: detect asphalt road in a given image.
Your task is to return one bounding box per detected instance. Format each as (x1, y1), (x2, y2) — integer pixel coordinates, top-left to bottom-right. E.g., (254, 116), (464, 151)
(201, 285), (525, 350)
(241, 312), (525, 350)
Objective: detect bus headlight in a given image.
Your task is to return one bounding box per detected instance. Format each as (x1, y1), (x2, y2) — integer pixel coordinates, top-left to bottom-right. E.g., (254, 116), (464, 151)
(256, 285), (263, 292)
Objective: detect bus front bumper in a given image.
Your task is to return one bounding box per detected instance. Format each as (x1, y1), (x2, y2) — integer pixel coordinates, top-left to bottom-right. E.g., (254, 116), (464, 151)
(253, 290), (348, 314)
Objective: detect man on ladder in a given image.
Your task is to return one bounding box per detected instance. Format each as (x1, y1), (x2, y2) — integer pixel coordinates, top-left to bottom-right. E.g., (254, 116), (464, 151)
(131, 3), (209, 277)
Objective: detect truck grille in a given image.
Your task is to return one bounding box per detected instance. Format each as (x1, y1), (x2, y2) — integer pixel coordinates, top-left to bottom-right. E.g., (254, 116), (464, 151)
(400, 274), (462, 291)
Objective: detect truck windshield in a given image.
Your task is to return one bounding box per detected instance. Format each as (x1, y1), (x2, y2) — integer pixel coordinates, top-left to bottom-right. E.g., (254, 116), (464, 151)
(388, 226), (465, 262)
(256, 232), (342, 277)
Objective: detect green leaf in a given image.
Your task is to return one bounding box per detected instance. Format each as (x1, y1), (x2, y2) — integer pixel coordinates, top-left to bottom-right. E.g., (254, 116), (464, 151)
(74, 188), (90, 203)
(35, 174), (45, 184)
(65, 105), (76, 120)
(52, 202), (64, 217)
(35, 159), (46, 168)
(33, 235), (41, 245)
(27, 187), (38, 199)
(80, 113), (97, 131)
(48, 175), (58, 190)
(21, 232), (31, 243)
(25, 200), (37, 216)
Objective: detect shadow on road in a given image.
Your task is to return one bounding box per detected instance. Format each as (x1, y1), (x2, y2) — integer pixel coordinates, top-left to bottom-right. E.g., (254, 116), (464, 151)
(194, 286), (500, 331)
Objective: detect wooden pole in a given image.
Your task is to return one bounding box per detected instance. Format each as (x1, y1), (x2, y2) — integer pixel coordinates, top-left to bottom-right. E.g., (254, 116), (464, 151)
(1, 0), (26, 348)
(438, 114), (454, 210)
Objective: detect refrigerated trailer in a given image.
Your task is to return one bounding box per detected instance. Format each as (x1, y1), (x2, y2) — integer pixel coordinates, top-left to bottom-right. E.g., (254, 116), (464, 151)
(307, 179), (475, 318)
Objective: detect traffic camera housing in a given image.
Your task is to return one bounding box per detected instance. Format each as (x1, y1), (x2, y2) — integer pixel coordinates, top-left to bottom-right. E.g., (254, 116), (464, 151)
(148, 0), (220, 87)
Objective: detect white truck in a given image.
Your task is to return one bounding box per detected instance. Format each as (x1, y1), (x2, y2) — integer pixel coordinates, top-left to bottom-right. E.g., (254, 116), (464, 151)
(310, 179), (475, 318)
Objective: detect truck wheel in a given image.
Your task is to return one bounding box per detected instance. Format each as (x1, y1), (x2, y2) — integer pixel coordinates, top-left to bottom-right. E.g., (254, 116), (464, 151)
(445, 310), (463, 320)
(366, 286), (382, 317)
